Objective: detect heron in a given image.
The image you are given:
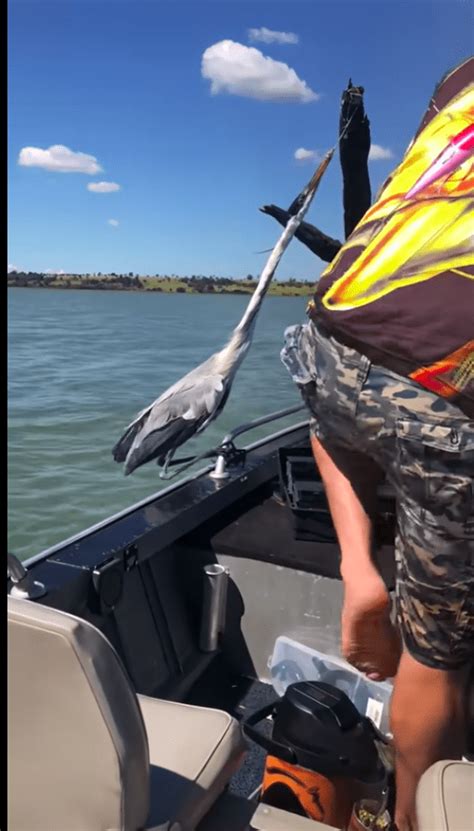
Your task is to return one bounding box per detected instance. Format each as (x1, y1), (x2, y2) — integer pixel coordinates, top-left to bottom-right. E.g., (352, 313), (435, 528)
(113, 151), (334, 476)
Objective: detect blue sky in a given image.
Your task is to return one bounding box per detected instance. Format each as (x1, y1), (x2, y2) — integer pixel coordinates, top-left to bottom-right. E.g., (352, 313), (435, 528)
(8, 0), (472, 280)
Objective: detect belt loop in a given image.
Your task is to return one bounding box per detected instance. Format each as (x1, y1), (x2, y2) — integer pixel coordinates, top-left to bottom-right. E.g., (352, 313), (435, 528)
(356, 354), (371, 391)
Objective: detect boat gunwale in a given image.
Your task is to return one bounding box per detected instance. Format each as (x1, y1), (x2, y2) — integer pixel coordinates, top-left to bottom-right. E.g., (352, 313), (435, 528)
(19, 419), (309, 569)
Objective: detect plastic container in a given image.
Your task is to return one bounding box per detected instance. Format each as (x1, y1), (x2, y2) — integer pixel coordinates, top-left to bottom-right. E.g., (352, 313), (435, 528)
(269, 636), (393, 736)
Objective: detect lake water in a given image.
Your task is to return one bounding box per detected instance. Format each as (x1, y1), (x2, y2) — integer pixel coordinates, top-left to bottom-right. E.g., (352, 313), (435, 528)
(8, 288), (310, 560)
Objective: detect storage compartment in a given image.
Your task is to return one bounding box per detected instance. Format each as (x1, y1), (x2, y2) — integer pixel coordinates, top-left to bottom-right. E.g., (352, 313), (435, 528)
(269, 635), (393, 735)
(278, 447), (335, 542)
(278, 446), (396, 545)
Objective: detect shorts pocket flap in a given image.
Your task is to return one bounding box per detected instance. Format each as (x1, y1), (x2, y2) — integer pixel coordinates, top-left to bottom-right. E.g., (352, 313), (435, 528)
(396, 419), (474, 453)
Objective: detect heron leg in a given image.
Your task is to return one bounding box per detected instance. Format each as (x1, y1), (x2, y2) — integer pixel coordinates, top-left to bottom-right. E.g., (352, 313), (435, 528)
(159, 448), (176, 479)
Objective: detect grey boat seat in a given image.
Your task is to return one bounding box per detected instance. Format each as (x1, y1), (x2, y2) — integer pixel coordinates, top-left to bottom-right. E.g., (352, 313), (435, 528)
(7, 596), (246, 831)
(416, 759), (474, 831)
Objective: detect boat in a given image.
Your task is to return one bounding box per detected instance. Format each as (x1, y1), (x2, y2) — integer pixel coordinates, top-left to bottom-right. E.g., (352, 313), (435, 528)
(7, 406), (474, 830)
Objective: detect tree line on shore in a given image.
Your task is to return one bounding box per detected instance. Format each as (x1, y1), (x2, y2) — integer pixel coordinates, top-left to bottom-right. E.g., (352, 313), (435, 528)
(7, 271), (314, 296)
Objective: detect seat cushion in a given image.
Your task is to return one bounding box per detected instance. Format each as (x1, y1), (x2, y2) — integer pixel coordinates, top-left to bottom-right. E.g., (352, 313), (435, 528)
(138, 695), (246, 831)
(416, 760), (474, 831)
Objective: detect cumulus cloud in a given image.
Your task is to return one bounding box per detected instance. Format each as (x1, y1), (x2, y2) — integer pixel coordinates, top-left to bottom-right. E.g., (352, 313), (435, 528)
(201, 40), (318, 103)
(87, 181), (121, 193)
(108, 219), (119, 226)
(248, 27), (298, 45)
(8, 264), (19, 273)
(369, 144), (394, 161)
(294, 147), (319, 162)
(18, 144), (102, 174)
(45, 268), (65, 275)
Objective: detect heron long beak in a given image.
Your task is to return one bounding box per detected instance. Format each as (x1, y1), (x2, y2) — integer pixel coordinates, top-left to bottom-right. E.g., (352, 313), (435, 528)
(287, 149), (335, 217)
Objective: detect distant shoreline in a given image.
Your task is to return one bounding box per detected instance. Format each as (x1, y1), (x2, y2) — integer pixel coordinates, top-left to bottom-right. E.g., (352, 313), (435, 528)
(7, 273), (314, 297)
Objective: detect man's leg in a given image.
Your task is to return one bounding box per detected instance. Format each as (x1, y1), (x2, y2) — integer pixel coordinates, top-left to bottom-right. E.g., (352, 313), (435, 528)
(389, 412), (474, 830)
(311, 434), (401, 680)
(390, 651), (468, 831)
(300, 326), (472, 831)
(312, 431), (471, 831)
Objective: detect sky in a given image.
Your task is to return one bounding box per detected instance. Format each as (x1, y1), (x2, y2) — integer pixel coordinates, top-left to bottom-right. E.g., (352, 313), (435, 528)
(8, 0), (473, 280)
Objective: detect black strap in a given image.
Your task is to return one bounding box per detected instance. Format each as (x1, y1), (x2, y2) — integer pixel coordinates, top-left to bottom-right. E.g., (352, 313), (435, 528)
(242, 702), (297, 765)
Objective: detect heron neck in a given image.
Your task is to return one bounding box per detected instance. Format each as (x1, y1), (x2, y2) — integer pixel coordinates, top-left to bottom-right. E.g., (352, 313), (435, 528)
(234, 212), (303, 338)
(222, 281), (267, 371)
(225, 323), (254, 359)
(234, 269), (272, 337)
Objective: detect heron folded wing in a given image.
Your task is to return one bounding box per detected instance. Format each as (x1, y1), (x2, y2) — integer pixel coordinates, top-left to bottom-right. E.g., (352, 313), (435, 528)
(123, 418), (196, 475)
(112, 403), (154, 462)
(144, 374), (224, 429)
(122, 374), (227, 474)
(152, 354), (222, 405)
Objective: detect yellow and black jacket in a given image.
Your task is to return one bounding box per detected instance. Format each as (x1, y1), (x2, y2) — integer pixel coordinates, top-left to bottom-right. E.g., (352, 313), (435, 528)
(311, 57), (474, 416)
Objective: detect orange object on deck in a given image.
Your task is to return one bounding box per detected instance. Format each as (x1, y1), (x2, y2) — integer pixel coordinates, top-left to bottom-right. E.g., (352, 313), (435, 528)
(261, 753), (359, 828)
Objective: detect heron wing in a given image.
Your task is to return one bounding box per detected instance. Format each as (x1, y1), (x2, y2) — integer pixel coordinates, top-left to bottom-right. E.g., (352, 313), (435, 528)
(119, 371), (228, 475)
(112, 354), (221, 463)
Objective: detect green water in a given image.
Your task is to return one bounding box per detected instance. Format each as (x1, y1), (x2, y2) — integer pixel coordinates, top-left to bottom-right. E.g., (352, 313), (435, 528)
(8, 287), (309, 560)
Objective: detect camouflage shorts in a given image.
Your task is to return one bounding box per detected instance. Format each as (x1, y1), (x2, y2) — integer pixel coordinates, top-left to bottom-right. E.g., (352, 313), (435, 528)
(281, 321), (474, 670)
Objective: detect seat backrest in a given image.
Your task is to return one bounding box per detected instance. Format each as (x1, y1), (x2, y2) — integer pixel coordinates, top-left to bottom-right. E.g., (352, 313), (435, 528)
(8, 596), (150, 831)
(416, 759), (474, 831)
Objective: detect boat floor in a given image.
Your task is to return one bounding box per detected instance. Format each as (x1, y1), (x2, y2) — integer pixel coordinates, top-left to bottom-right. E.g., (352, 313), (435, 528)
(187, 657), (275, 798)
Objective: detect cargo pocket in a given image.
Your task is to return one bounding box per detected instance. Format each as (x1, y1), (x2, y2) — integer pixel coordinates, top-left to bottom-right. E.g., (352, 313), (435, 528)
(281, 323), (318, 415)
(395, 418), (474, 531)
(280, 323), (317, 386)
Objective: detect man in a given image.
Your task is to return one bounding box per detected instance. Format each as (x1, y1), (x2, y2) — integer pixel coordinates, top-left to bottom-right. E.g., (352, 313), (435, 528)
(282, 56), (473, 831)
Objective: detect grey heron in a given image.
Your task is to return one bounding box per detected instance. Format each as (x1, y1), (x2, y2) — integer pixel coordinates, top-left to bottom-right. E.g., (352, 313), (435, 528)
(113, 151), (334, 476)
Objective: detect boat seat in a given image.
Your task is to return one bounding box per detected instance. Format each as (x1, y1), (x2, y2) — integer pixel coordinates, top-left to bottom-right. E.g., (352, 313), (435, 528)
(7, 596), (246, 831)
(416, 759), (474, 831)
(139, 695), (245, 829)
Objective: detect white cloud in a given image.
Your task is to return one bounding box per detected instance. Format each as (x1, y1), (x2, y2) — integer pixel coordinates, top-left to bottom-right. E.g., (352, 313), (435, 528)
(248, 27), (298, 45)
(369, 144), (394, 161)
(8, 263), (19, 273)
(108, 219), (119, 226)
(18, 144), (102, 174)
(45, 268), (65, 275)
(201, 40), (318, 103)
(294, 147), (319, 162)
(87, 181), (121, 193)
